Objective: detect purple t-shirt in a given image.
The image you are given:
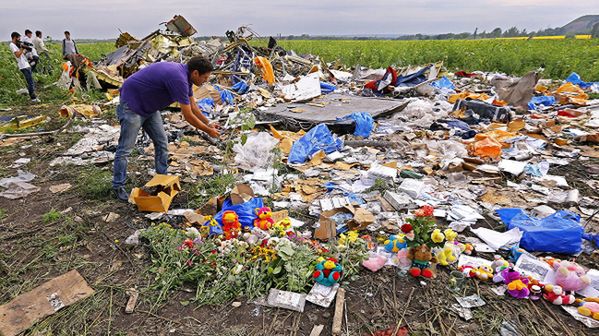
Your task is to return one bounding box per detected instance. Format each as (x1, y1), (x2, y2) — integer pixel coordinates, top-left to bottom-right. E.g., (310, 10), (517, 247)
(120, 62), (193, 116)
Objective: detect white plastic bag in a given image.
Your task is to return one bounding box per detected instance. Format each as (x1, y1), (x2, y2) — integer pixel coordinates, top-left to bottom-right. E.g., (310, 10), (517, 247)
(233, 132), (279, 170)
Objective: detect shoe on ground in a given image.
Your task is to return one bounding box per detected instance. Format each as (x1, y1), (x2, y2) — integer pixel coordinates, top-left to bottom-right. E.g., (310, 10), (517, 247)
(113, 187), (129, 202)
(31, 98), (41, 103)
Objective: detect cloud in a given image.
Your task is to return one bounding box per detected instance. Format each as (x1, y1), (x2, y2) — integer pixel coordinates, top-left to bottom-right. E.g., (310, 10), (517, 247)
(1, 0), (596, 40)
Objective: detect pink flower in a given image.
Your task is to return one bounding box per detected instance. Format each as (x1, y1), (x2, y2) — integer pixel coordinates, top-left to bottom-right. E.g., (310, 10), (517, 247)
(186, 259), (193, 267)
(401, 224), (413, 233)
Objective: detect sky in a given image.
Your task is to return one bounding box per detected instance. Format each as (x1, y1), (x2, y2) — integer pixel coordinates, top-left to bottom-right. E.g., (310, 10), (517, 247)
(1, 0), (597, 40)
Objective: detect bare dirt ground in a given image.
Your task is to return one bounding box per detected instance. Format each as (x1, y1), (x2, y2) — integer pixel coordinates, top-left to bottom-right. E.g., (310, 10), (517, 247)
(1, 104), (597, 336)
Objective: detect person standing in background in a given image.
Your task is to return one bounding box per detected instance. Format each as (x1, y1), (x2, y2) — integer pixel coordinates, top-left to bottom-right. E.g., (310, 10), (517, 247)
(62, 31), (78, 59)
(9, 32), (39, 103)
(22, 29), (39, 72)
(33, 30), (49, 56)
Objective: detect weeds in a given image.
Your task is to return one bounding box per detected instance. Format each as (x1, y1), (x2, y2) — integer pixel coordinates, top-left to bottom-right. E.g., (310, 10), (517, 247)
(77, 166), (113, 200)
(188, 173), (236, 208)
(0, 208), (6, 221)
(42, 209), (62, 223)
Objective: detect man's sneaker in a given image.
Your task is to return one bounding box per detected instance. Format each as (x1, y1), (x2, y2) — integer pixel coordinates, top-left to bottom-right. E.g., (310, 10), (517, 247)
(31, 98), (41, 103)
(113, 187), (129, 202)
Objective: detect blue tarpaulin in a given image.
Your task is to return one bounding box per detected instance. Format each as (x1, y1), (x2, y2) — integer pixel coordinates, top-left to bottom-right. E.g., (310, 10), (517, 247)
(288, 124), (343, 164)
(565, 72), (597, 89)
(337, 112), (374, 138)
(496, 208), (584, 254)
(527, 96), (556, 110)
(214, 197), (264, 229)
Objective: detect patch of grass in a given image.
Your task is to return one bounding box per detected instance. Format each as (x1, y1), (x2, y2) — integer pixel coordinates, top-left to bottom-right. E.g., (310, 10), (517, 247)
(188, 173), (235, 208)
(42, 209), (62, 223)
(77, 166), (113, 200)
(0, 208), (6, 221)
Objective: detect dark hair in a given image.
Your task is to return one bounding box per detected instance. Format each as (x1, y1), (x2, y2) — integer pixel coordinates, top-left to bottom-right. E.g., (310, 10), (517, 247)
(11, 32), (20, 39)
(187, 56), (213, 75)
(35, 30), (42, 37)
(25, 29), (32, 35)
(64, 31), (70, 35)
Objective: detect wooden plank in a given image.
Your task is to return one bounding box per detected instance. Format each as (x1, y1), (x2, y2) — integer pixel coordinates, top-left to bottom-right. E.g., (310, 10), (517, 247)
(331, 287), (346, 335)
(0, 270), (94, 336)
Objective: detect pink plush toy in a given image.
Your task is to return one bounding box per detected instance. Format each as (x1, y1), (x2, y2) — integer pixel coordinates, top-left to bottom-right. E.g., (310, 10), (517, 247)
(554, 260), (591, 292)
(362, 254), (387, 272)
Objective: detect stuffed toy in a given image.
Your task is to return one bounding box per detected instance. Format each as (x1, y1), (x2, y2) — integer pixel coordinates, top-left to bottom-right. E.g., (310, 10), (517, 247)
(459, 265), (477, 278)
(363, 254), (387, 272)
(444, 229), (458, 242)
(474, 265), (494, 281)
(577, 298), (599, 320)
(498, 268), (530, 298)
(254, 207), (275, 230)
(543, 284), (575, 305)
(553, 260), (591, 292)
(313, 257), (343, 286)
(491, 255), (510, 274)
(433, 243), (458, 266)
(430, 229), (445, 244)
(202, 215), (223, 236)
(507, 279), (530, 299)
(384, 234), (407, 253)
(408, 245), (434, 278)
(397, 248), (412, 268)
(222, 210), (241, 240)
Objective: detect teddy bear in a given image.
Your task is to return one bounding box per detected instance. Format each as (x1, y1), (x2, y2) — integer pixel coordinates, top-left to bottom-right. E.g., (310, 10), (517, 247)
(384, 234), (407, 253)
(474, 265), (494, 281)
(491, 255), (509, 274)
(313, 257), (343, 286)
(577, 298), (599, 320)
(543, 284), (575, 305)
(553, 260), (591, 292)
(253, 207), (275, 230)
(408, 245), (435, 278)
(222, 210), (241, 240)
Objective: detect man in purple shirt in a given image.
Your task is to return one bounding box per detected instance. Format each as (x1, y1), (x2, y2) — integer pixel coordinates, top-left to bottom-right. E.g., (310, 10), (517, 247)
(112, 56), (220, 201)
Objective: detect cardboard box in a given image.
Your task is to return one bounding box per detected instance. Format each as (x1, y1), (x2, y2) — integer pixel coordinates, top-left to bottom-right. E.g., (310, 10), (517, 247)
(129, 175), (181, 212)
(315, 205), (375, 240)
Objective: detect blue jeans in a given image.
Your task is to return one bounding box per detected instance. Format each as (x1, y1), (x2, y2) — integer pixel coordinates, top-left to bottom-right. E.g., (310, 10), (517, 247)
(20, 68), (36, 99)
(112, 102), (168, 188)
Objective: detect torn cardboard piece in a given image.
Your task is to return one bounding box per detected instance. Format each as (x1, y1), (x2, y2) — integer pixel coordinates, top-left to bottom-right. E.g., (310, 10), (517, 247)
(231, 184), (255, 205)
(0, 270), (94, 336)
(315, 204), (374, 240)
(129, 174), (181, 212)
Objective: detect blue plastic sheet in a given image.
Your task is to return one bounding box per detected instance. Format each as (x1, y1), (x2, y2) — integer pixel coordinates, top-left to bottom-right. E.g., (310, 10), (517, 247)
(496, 208), (584, 254)
(527, 96), (556, 110)
(288, 124), (344, 164)
(214, 197), (264, 229)
(430, 119), (476, 139)
(231, 80), (249, 94)
(338, 112), (374, 138)
(197, 98), (215, 116)
(214, 85), (234, 105)
(565, 72), (597, 89)
(320, 82), (336, 94)
(430, 76), (455, 91)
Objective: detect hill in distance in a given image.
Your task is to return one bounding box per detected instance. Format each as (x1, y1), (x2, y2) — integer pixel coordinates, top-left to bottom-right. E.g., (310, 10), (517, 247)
(561, 15), (599, 33)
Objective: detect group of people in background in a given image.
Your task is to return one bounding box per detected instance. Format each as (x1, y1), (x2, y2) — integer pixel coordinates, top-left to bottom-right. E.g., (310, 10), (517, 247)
(8, 30), (79, 103)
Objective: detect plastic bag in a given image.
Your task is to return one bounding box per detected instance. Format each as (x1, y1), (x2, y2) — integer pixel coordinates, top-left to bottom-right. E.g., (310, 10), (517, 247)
(320, 82), (336, 94)
(215, 197), (264, 229)
(231, 80), (249, 94)
(338, 112), (374, 138)
(496, 208), (584, 254)
(565, 72), (597, 89)
(431, 76), (455, 91)
(197, 98), (215, 115)
(215, 85), (235, 105)
(233, 132), (279, 170)
(288, 124), (343, 164)
(527, 95), (555, 110)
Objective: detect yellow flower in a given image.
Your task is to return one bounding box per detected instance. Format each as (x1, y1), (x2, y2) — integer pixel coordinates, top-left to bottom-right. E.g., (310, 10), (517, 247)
(431, 229), (445, 243)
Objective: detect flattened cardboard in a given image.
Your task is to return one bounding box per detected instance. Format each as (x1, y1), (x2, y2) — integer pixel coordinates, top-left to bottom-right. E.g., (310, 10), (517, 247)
(0, 270), (94, 336)
(129, 175), (180, 212)
(231, 184), (255, 205)
(315, 209), (342, 241)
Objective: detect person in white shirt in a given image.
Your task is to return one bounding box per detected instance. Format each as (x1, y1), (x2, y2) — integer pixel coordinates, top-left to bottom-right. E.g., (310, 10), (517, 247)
(9, 32), (39, 102)
(22, 29), (39, 72)
(62, 31), (78, 59)
(33, 31), (49, 54)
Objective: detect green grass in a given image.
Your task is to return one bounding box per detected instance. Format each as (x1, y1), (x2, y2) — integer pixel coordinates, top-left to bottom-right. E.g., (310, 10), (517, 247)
(0, 208), (5, 220)
(188, 173), (235, 208)
(77, 166), (114, 200)
(42, 209), (62, 223)
(271, 38), (599, 80)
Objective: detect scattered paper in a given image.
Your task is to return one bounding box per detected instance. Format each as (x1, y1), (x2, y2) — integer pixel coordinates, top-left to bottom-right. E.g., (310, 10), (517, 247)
(514, 253), (552, 281)
(562, 306), (599, 328)
(266, 289), (306, 312)
(456, 294), (486, 308)
(49, 183), (72, 194)
(306, 283), (339, 308)
(470, 227), (522, 251)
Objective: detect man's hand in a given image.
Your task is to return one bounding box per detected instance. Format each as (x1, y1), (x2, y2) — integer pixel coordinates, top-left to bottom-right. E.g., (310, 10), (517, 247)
(206, 127), (220, 138)
(209, 122), (221, 129)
